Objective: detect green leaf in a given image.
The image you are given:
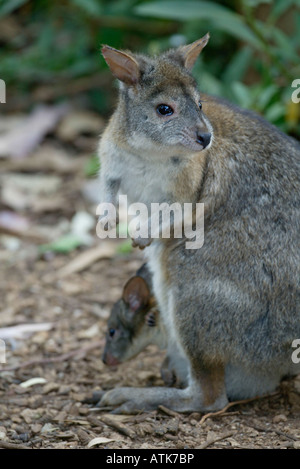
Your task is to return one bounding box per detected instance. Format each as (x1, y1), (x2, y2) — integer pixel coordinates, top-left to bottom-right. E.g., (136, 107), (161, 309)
(69, 0), (103, 17)
(134, 1), (261, 48)
(243, 0), (271, 7)
(198, 70), (223, 97)
(268, 0), (296, 23)
(84, 154), (100, 177)
(39, 234), (83, 254)
(256, 84), (278, 111)
(264, 102), (286, 123)
(0, 0), (29, 17)
(135, 0), (224, 20)
(116, 239), (133, 254)
(269, 27), (300, 63)
(222, 46), (252, 84)
(230, 81), (253, 108)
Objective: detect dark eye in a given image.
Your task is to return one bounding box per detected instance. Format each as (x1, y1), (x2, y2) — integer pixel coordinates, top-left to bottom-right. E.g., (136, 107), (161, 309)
(156, 104), (174, 116)
(198, 101), (202, 110)
(109, 328), (116, 338)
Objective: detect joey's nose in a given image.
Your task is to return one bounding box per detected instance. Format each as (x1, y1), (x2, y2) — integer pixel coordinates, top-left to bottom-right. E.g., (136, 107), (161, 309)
(196, 132), (211, 149)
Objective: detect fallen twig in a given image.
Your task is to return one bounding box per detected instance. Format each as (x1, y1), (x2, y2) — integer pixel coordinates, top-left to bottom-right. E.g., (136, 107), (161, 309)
(199, 392), (279, 425)
(277, 441), (294, 448)
(196, 430), (234, 449)
(0, 340), (103, 372)
(45, 242), (118, 281)
(158, 405), (180, 418)
(0, 440), (31, 450)
(247, 423), (298, 442)
(100, 415), (135, 439)
(123, 412), (157, 425)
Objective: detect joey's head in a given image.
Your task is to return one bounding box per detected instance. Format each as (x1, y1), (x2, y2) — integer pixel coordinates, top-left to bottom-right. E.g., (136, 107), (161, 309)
(102, 34), (212, 158)
(102, 275), (160, 367)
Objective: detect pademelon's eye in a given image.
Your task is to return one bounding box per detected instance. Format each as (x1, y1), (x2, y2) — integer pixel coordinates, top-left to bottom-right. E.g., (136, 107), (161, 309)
(198, 101), (202, 110)
(109, 328), (116, 338)
(156, 104), (174, 116)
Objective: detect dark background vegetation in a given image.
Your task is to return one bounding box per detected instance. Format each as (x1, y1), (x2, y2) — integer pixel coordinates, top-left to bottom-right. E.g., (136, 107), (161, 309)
(1, 0), (300, 138)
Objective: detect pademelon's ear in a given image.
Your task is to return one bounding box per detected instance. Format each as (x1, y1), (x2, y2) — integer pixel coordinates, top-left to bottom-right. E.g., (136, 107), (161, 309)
(179, 33), (210, 71)
(102, 45), (140, 86)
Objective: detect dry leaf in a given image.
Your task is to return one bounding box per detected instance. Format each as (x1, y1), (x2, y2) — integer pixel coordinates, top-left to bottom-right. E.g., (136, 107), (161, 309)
(31, 196), (66, 214)
(87, 437), (117, 448)
(0, 104), (68, 159)
(0, 323), (53, 340)
(41, 423), (59, 434)
(0, 426), (7, 440)
(102, 414), (132, 423)
(20, 377), (47, 388)
(56, 110), (104, 142)
(1, 145), (85, 174)
(1, 173), (62, 210)
(77, 324), (99, 339)
(0, 211), (29, 234)
(54, 241), (118, 279)
(1, 173), (62, 194)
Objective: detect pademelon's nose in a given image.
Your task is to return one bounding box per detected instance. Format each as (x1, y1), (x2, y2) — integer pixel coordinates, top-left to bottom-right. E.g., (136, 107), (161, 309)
(196, 132), (211, 149)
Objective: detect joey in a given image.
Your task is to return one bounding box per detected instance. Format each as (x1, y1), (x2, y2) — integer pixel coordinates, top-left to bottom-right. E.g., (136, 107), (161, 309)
(103, 264), (187, 388)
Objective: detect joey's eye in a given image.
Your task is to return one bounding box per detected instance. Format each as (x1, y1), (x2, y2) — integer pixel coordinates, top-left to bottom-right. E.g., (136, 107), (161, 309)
(198, 101), (202, 110)
(109, 328), (116, 338)
(156, 104), (174, 116)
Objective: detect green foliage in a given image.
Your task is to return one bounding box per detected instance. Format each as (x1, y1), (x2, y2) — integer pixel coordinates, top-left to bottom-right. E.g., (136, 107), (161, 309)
(39, 234), (84, 254)
(135, 1), (261, 47)
(116, 239), (133, 255)
(1, 0), (299, 136)
(134, 0), (300, 135)
(0, 0), (29, 17)
(84, 154), (100, 178)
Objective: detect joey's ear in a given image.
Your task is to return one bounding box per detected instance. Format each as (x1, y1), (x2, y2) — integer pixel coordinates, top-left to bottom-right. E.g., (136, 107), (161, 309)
(102, 45), (140, 86)
(122, 276), (150, 313)
(179, 33), (210, 71)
